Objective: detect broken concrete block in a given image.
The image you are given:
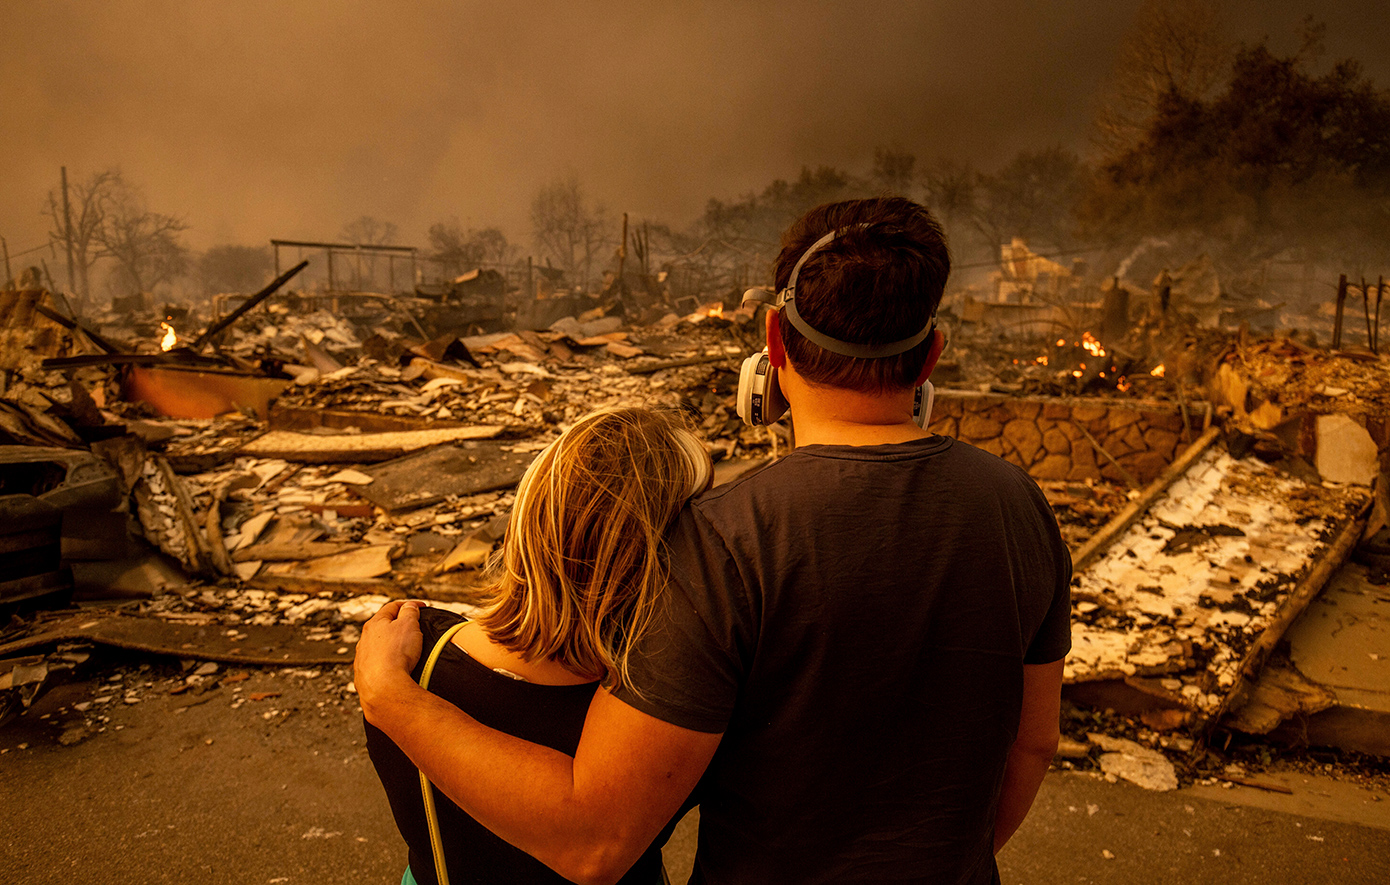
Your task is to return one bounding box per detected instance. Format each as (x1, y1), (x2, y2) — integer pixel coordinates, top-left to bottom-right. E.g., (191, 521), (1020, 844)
(337, 594), (394, 623)
(1225, 663), (1337, 735)
(1316, 414), (1378, 485)
(1089, 733), (1178, 791)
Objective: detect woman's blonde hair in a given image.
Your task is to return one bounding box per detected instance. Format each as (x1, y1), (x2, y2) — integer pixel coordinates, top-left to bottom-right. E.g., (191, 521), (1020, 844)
(474, 407), (711, 693)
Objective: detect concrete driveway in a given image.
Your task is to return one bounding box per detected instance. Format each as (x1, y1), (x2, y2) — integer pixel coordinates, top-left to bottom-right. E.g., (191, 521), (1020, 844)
(2, 657), (1386, 884)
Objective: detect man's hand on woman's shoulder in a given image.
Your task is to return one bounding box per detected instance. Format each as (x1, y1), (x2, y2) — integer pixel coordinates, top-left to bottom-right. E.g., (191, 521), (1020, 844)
(354, 600), (427, 722)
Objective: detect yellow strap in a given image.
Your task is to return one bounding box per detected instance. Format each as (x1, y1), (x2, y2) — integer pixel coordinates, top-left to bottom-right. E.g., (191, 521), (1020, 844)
(418, 620), (469, 885)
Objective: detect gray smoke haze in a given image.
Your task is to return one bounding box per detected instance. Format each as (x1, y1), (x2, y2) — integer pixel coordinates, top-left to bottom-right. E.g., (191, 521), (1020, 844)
(3, 0), (1386, 258)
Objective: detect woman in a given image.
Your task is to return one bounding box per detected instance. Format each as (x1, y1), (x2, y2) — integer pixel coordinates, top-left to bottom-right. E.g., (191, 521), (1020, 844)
(364, 407), (711, 885)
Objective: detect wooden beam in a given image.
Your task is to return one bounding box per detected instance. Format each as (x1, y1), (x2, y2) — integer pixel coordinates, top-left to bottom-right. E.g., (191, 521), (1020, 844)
(1071, 425), (1222, 573)
(1212, 503), (1370, 733)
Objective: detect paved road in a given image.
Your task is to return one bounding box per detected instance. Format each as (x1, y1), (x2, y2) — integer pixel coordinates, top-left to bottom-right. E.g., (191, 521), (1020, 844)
(2, 658), (1387, 884)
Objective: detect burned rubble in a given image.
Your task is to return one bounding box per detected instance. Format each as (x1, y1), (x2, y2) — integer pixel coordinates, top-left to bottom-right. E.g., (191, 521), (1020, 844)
(2, 248), (1389, 799)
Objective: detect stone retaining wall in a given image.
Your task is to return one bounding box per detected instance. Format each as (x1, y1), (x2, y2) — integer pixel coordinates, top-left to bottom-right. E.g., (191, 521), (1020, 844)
(925, 391), (1199, 485)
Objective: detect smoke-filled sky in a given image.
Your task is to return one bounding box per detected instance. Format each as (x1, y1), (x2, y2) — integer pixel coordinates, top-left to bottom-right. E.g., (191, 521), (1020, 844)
(2, 1), (1386, 261)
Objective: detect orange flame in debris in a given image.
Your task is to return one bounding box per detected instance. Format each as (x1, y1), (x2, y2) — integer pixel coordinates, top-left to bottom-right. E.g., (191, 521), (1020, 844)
(159, 322), (177, 352)
(1081, 331), (1106, 358)
(707, 304), (725, 319)
(1150, 364), (1165, 378)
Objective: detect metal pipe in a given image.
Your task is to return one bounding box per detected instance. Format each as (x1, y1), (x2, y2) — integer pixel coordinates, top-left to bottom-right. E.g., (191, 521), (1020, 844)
(270, 238), (416, 254)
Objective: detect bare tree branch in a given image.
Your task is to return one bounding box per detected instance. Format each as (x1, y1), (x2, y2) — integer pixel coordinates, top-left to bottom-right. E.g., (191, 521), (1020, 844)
(530, 177), (611, 288)
(43, 168), (120, 308)
(1093, 0), (1234, 154)
(94, 178), (188, 298)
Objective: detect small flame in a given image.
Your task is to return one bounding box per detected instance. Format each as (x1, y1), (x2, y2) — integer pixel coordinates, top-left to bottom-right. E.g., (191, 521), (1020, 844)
(1150, 364), (1166, 378)
(1081, 331), (1106, 358)
(707, 304), (725, 319)
(1117, 376), (1131, 392)
(1055, 337), (1067, 347)
(159, 321), (177, 352)
(1071, 369), (1083, 378)
(1035, 355), (1049, 366)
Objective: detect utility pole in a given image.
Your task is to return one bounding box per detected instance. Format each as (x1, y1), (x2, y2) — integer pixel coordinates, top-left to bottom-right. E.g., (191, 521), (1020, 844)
(60, 166), (77, 300)
(616, 212), (628, 299)
(1, 237), (12, 289)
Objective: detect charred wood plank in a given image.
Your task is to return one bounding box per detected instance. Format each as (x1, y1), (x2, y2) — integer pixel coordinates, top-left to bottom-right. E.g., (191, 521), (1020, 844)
(1071, 425), (1221, 573)
(627, 353), (738, 375)
(33, 304), (127, 355)
(1211, 504), (1370, 736)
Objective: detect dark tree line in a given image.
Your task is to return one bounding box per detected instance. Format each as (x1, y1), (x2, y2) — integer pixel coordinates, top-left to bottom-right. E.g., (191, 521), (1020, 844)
(1082, 42), (1390, 271)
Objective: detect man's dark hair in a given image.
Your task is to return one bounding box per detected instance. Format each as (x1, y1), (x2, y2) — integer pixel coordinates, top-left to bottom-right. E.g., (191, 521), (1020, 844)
(774, 197), (950, 393)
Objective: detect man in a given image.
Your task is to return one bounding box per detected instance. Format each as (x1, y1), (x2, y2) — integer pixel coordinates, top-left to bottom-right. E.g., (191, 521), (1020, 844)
(356, 197), (1071, 884)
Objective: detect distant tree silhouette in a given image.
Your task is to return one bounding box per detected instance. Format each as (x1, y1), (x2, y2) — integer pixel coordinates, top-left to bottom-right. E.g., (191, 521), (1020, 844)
(1082, 38), (1390, 269)
(94, 176), (188, 298)
(530, 177), (610, 288)
(428, 220), (514, 277)
(871, 147), (918, 197)
(198, 245), (273, 295)
(1093, 0), (1234, 155)
(969, 148), (1089, 254)
(340, 215), (398, 246)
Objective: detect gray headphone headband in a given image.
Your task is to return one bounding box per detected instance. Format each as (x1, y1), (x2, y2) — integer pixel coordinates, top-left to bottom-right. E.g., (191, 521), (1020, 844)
(755, 225), (936, 360)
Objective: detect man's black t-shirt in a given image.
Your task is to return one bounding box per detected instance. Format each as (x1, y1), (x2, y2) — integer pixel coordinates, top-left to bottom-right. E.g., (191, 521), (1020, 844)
(614, 436), (1072, 883)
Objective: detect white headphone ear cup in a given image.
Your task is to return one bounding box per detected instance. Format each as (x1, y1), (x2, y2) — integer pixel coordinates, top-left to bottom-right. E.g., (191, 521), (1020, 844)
(912, 380), (935, 429)
(736, 353), (761, 424)
(736, 351), (788, 426)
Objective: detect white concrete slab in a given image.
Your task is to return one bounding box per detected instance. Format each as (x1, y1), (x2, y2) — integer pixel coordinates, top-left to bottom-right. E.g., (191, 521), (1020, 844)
(1286, 563), (1390, 708)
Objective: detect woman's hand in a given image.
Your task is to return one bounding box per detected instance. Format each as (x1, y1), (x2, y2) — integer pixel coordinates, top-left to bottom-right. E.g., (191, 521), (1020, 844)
(354, 600), (425, 722)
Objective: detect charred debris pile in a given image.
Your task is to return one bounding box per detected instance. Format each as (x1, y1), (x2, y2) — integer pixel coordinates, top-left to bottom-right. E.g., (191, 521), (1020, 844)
(2, 248), (1388, 789)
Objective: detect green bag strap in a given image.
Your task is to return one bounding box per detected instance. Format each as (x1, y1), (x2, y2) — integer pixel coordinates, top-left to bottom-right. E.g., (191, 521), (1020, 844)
(418, 620), (469, 885)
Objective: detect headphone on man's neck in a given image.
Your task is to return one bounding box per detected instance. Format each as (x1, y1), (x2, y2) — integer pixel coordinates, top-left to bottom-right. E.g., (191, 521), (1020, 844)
(735, 226), (937, 428)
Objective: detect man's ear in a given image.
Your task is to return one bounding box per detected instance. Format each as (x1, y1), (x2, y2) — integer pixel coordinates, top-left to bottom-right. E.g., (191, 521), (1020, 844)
(766, 310), (787, 368)
(913, 328), (947, 386)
